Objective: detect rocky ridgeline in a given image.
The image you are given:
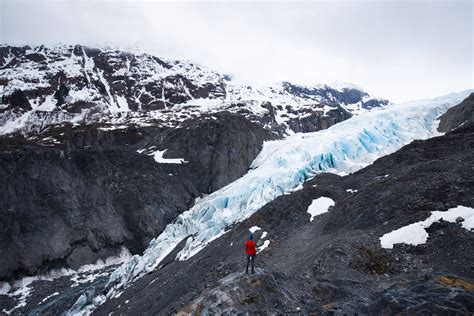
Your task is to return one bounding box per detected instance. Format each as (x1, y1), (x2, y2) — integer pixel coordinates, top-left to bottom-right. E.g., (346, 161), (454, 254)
(0, 44), (388, 137)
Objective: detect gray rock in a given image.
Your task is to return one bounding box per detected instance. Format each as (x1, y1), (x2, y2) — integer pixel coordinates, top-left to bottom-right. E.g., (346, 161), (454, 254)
(438, 93), (474, 132)
(0, 112), (274, 280)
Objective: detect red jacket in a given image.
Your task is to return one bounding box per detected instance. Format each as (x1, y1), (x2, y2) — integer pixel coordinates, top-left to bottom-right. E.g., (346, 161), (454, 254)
(245, 240), (257, 255)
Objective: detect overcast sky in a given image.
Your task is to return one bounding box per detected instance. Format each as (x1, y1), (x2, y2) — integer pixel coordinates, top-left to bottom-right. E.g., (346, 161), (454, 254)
(1, 0), (472, 102)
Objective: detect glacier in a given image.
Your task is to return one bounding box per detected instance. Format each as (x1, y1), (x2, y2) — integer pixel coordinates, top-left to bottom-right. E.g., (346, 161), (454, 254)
(69, 90), (472, 315)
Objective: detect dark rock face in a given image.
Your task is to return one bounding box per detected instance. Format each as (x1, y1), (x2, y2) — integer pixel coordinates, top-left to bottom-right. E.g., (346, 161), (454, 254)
(324, 125), (474, 234)
(89, 122), (473, 315)
(0, 112), (274, 280)
(0, 146), (198, 280)
(154, 112), (278, 192)
(287, 108), (352, 133)
(54, 83), (70, 107)
(4, 89), (32, 111)
(438, 92), (474, 132)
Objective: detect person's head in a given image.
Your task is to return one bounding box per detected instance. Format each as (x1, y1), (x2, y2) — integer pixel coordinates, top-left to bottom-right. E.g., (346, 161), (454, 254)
(249, 234), (254, 240)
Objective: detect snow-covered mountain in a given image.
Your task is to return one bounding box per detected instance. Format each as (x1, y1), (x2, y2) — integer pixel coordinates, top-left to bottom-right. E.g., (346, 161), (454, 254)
(0, 44), (388, 136)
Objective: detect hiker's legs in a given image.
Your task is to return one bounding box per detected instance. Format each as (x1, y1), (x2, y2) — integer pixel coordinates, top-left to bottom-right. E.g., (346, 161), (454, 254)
(251, 255), (255, 274)
(246, 255), (250, 274)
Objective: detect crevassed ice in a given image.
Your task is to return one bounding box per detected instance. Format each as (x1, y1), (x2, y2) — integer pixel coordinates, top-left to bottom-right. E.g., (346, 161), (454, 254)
(73, 90), (472, 314)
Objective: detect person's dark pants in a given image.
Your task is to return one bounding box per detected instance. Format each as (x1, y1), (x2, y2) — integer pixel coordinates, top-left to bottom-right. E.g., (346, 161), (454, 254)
(246, 255), (255, 274)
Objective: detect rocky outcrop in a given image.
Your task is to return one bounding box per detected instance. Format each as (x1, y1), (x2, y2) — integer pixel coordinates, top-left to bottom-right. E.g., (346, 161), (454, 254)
(179, 272), (306, 315)
(287, 108), (352, 133)
(1, 89), (32, 112)
(0, 112), (274, 281)
(438, 92), (474, 132)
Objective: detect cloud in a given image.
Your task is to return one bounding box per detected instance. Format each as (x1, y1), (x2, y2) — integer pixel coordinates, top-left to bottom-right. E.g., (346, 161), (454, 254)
(1, 0), (472, 102)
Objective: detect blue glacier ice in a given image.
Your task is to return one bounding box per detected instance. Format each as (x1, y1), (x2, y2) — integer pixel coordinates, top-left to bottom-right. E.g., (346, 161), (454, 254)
(69, 90), (472, 315)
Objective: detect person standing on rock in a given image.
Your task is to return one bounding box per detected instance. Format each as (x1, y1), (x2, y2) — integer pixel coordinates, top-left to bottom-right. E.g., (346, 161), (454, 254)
(245, 234), (257, 274)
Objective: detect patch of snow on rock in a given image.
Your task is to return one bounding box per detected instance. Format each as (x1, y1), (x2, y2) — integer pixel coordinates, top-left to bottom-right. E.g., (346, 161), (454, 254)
(380, 205), (474, 249)
(249, 226), (261, 233)
(150, 150), (187, 164)
(307, 197), (335, 222)
(257, 240), (270, 253)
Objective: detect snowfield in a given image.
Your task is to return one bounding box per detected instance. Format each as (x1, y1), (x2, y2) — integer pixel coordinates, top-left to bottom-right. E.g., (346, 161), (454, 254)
(68, 89), (472, 315)
(380, 205), (474, 249)
(307, 197), (335, 222)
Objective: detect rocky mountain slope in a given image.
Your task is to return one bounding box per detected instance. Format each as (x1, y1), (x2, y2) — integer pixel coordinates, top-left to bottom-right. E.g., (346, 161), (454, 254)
(0, 111), (276, 281)
(0, 44), (389, 282)
(438, 92), (474, 132)
(93, 97), (474, 315)
(0, 44), (387, 137)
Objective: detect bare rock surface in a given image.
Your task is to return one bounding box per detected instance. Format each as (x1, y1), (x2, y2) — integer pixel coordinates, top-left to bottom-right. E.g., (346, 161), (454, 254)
(0, 112), (274, 280)
(438, 92), (474, 132)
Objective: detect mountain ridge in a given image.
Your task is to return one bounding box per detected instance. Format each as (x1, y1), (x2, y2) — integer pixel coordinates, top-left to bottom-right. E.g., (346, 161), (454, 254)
(0, 44), (388, 137)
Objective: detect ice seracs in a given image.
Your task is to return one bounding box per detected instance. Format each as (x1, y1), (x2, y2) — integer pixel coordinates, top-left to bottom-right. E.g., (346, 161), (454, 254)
(380, 205), (474, 249)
